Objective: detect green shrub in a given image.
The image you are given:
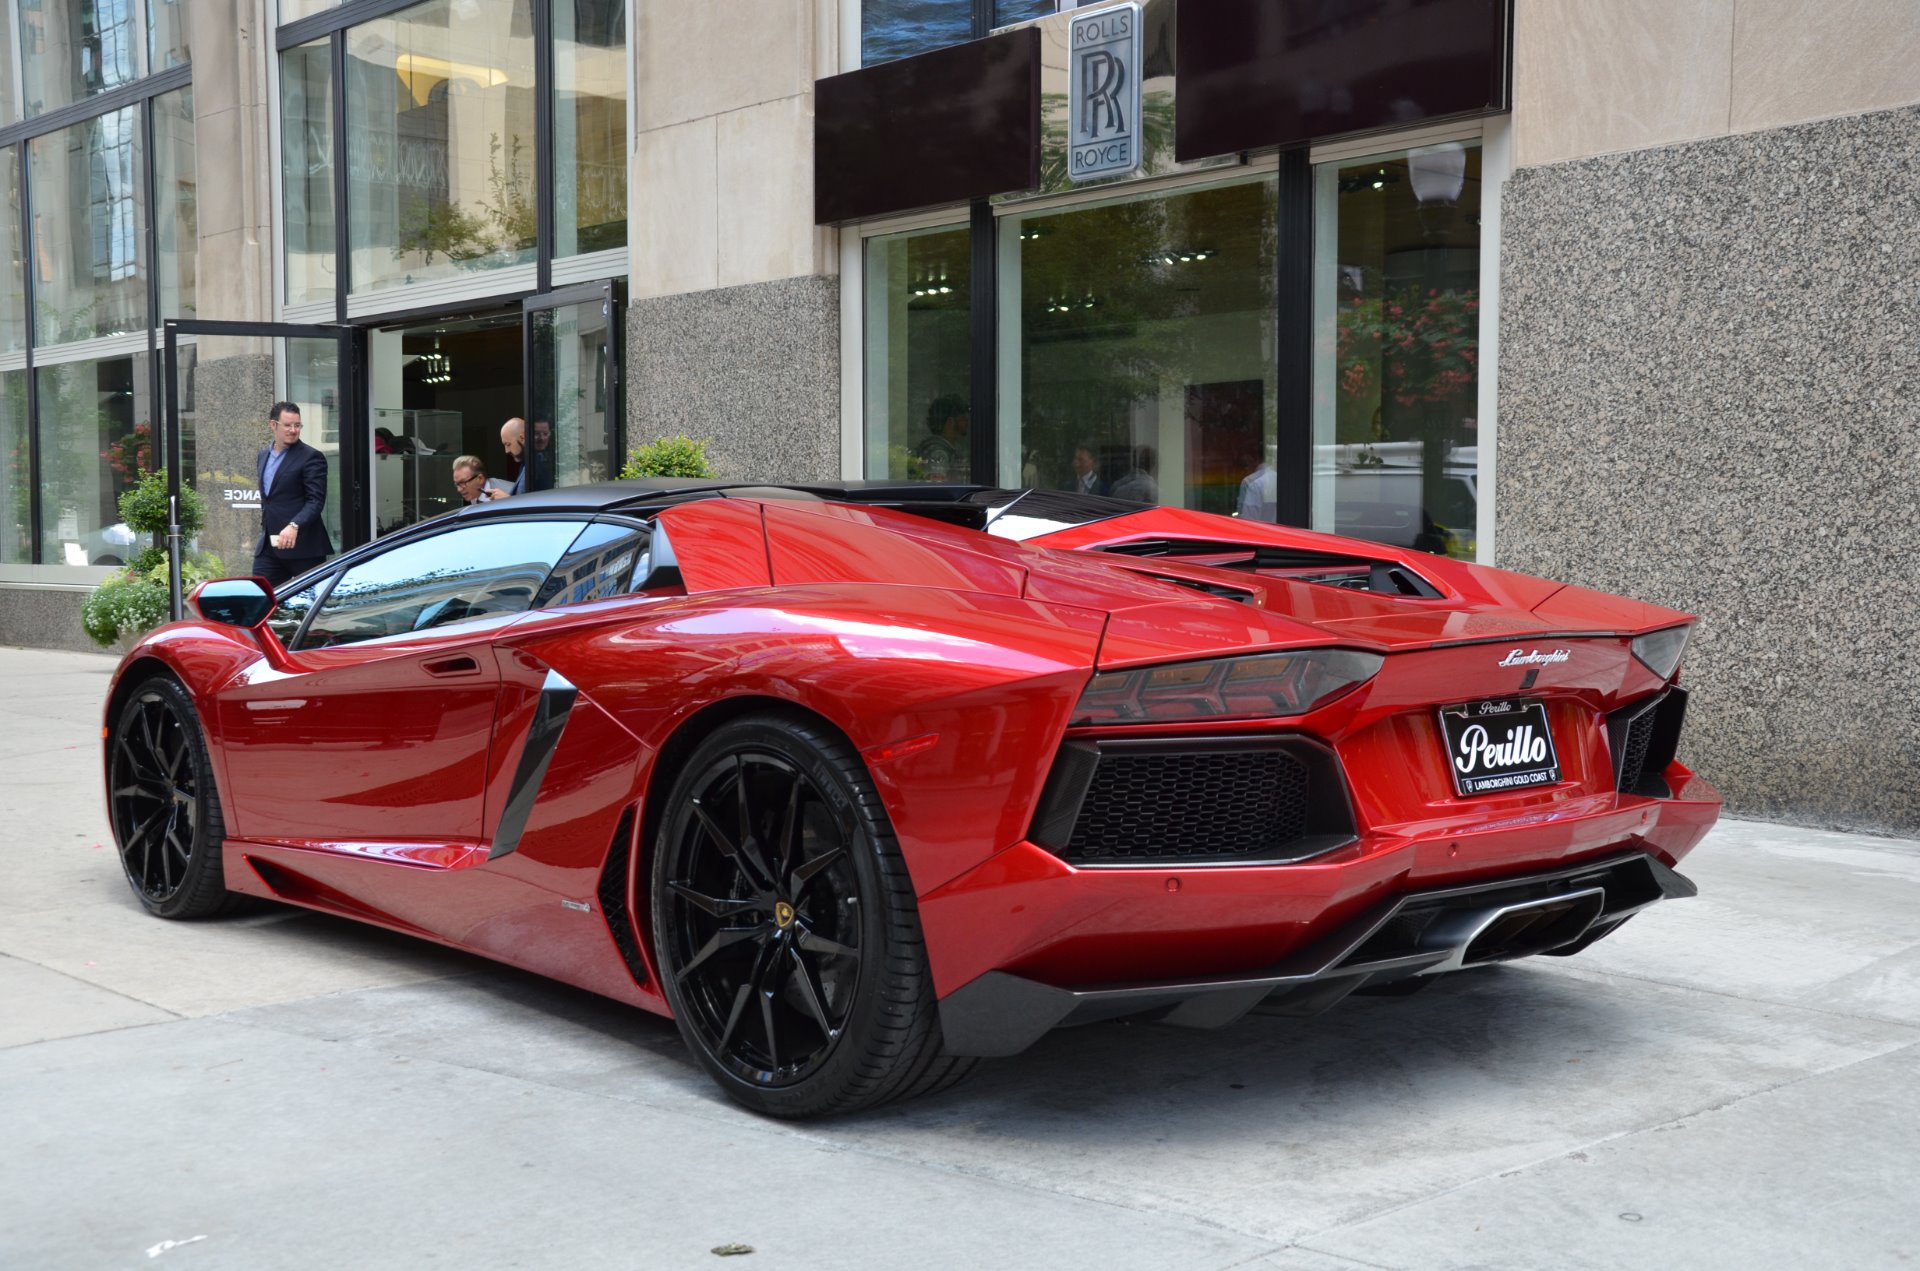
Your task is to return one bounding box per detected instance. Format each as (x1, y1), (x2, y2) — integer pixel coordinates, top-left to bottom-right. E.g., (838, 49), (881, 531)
(80, 550), (228, 648)
(117, 468), (206, 547)
(81, 575), (169, 648)
(620, 435), (714, 480)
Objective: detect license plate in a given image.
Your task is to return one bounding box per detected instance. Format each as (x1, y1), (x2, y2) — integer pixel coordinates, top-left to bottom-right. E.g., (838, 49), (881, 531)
(1437, 698), (1562, 796)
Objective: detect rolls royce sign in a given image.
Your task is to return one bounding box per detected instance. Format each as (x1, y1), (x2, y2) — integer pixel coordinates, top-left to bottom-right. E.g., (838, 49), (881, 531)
(1068, 3), (1141, 181)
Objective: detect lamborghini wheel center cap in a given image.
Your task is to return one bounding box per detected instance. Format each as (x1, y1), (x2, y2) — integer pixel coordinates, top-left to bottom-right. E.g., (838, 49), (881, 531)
(773, 901), (797, 929)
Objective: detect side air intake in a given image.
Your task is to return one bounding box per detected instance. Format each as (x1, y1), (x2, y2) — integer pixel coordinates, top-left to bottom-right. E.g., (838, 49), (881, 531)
(595, 805), (650, 987)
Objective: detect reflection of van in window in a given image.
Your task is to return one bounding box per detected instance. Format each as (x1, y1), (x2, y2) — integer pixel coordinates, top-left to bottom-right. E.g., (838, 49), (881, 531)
(1330, 464), (1477, 558)
(69, 521), (137, 567)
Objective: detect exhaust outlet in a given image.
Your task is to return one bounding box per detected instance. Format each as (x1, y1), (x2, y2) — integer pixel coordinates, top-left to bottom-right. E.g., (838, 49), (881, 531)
(1421, 886), (1607, 974)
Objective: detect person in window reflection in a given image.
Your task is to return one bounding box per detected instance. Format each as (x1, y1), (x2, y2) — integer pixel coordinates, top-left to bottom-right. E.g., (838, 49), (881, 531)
(252, 401), (333, 588)
(914, 394), (969, 483)
(452, 455), (511, 506)
(499, 417), (527, 496)
(529, 418), (554, 491)
(1237, 442), (1277, 521)
(1109, 444), (1159, 504)
(1063, 442), (1109, 496)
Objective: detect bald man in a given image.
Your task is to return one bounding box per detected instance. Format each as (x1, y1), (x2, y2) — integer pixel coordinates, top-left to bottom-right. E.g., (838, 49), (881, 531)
(501, 417), (526, 496)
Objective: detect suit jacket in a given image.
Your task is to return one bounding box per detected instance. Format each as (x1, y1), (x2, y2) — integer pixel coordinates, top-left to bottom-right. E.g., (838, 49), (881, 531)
(255, 440), (335, 560)
(1062, 471), (1109, 497)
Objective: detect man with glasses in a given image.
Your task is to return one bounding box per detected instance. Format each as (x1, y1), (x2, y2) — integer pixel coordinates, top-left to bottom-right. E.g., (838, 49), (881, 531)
(253, 400), (334, 587)
(452, 455), (511, 506)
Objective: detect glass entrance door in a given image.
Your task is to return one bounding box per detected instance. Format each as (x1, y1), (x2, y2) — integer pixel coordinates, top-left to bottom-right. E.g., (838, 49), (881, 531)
(160, 320), (351, 616)
(523, 282), (622, 491)
(366, 308), (524, 535)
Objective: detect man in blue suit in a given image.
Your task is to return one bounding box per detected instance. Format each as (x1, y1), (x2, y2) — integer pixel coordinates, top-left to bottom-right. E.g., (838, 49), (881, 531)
(253, 401), (334, 587)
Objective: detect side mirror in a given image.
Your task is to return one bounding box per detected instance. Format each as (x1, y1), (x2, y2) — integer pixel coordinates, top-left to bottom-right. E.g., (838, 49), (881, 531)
(193, 578), (276, 629)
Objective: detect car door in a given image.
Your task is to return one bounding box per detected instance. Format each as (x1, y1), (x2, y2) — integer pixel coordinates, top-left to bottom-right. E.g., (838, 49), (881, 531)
(215, 519), (590, 848)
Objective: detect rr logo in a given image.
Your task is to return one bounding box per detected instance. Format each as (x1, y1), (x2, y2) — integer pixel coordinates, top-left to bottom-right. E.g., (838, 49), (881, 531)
(1080, 50), (1127, 137)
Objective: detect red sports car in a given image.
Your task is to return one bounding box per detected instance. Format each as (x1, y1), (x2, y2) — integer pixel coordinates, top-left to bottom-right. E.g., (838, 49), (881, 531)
(102, 482), (1718, 1116)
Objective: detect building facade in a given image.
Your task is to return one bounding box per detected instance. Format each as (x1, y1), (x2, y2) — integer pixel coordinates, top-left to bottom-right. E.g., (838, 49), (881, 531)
(0, 0), (1913, 835)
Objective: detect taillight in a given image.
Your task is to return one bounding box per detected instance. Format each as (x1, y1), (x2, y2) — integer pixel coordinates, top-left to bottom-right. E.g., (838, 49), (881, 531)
(1070, 649), (1384, 726)
(1631, 626), (1690, 681)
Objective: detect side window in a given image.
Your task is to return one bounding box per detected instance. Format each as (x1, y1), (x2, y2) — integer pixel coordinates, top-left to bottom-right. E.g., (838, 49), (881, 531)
(534, 520), (652, 609)
(298, 521), (586, 649)
(266, 578), (327, 645)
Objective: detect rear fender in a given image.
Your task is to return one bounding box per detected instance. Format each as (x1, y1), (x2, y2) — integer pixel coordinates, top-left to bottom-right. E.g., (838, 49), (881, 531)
(527, 584), (1105, 897)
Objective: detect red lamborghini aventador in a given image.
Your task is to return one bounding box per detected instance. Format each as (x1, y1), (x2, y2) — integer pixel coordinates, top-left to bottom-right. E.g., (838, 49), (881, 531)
(102, 482), (1719, 1116)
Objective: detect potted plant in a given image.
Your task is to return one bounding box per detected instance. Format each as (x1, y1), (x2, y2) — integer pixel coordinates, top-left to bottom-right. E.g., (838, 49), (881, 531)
(80, 470), (223, 651)
(620, 435), (715, 480)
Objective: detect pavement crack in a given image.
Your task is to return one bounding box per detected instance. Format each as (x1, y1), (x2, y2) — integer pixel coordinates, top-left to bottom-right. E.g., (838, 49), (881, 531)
(1288, 1035), (1920, 1248)
(1538, 959), (1920, 1034)
(0, 953), (187, 1035)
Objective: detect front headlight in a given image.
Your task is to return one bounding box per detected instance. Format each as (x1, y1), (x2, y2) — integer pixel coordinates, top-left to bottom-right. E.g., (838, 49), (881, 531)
(1631, 626), (1691, 681)
(1070, 649), (1384, 726)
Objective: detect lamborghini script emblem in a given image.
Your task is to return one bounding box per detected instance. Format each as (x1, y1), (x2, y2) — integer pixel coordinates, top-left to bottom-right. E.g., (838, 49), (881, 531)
(774, 901), (796, 929)
(1497, 648), (1570, 668)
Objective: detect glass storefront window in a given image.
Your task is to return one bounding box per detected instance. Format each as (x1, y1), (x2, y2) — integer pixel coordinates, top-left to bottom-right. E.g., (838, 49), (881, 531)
(37, 351), (151, 566)
(0, 370), (27, 563)
(863, 224), (971, 481)
(1, 148), (25, 354)
(527, 294), (616, 489)
(155, 85), (196, 320)
(18, 0), (146, 117)
(0, 9), (16, 128)
(862, 0), (971, 66)
(994, 1), (1056, 26)
(1003, 177), (1277, 514)
(344, 0), (537, 295)
(281, 39), (335, 306)
(1313, 141), (1481, 557)
(554, 0), (627, 257)
(151, 0), (190, 71)
(29, 106), (148, 345)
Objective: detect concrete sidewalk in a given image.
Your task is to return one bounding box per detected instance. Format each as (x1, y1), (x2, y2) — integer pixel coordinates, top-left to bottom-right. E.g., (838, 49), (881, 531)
(3, 645), (1916, 1270)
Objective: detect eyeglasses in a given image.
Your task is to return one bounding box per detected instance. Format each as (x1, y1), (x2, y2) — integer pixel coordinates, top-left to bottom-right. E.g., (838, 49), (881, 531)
(454, 473), (481, 488)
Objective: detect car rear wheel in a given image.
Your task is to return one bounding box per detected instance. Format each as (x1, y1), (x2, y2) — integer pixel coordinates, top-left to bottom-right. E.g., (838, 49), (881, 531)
(651, 715), (972, 1117)
(107, 675), (239, 919)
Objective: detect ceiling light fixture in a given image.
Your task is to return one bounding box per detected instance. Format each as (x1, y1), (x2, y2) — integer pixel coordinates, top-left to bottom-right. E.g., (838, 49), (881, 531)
(1140, 248), (1217, 266)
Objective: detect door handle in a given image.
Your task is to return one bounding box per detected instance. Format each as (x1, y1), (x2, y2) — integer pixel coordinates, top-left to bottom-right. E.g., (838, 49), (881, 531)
(424, 655), (480, 678)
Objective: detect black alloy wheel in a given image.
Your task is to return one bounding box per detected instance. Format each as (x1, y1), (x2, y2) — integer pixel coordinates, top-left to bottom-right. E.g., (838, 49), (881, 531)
(652, 715), (973, 1117)
(107, 676), (237, 919)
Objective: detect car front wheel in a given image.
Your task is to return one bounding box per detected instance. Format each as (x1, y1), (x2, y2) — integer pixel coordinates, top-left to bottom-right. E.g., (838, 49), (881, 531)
(107, 675), (239, 919)
(651, 715), (972, 1117)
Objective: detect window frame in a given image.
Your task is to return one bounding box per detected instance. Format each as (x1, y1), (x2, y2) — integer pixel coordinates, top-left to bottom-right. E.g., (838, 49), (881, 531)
(273, 0), (632, 323)
(0, 37), (193, 569)
(838, 117), (1510, 558)
(1306, 123), (1496, 562)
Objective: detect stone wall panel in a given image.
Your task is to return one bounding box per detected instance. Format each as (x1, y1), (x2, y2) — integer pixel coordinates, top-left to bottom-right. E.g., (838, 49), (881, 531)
(626, 276), (840, 484)
(1498, 106), (1920, 833)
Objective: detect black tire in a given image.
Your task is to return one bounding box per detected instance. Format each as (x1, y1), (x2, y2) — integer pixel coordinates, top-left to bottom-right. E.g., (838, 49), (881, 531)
(650, 714), (974, 1117)
(106, 675), (240, 919)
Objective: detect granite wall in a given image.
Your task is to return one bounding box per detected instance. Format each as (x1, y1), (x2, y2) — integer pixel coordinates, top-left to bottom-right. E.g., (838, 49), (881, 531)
(626, 275), (841, 482)
(0, 587), (97, 653)
(1498, 105), (1920, 835)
